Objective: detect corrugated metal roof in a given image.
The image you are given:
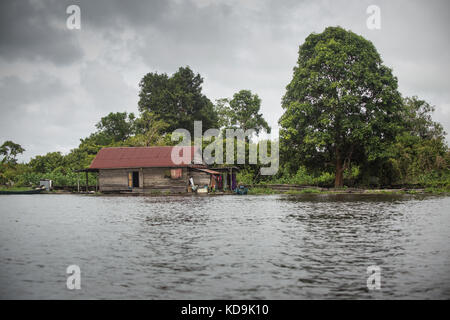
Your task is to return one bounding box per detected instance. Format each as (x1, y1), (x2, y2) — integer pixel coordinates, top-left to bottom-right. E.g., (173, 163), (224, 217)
(89, 146), (201, 169)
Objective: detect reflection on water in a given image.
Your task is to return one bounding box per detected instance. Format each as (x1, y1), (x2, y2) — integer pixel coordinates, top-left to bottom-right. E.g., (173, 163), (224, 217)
(0, 194), (449, 299)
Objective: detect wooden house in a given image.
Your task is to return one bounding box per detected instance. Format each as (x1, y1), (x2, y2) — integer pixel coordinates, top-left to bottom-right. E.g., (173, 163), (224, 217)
(87, 146), (229, 193)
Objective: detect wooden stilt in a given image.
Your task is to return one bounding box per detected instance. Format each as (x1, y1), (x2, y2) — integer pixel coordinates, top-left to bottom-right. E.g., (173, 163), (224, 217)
(230, 168), (233, 191)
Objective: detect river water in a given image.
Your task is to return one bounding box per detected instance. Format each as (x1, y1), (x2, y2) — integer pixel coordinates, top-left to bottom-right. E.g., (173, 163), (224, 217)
(0, 194), (449, 299)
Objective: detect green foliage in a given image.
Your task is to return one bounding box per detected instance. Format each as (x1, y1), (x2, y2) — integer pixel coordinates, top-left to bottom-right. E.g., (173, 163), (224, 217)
(29, 152), (65, 173)
(285, 188), (322, 194)
(402, 96), (446, 140)
(0, 141), (27, 185)
(214, 98), (233, 129)
(279, 26), (403, 187)
(247, 187), (277, 195)
(215, 90), (271, 134)
(424, 185), (450, 194)
(366, 96), (450, 187)
(138, 66), (218, 135)
(0, 141), (25, 164)
(126, 111), (170, 146)
(96, 112), (136, 142)
(248, 186), (323, 195)
(265, 166), (334, 186)
(380, 133), (448, 185)
(0, 162), (28, 185)
(15, 170), (97, 187)
(237, 168), (256, 185)
(0, 186), (32, 191)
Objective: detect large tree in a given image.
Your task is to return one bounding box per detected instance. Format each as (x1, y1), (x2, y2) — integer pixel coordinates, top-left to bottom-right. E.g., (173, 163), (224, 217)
(379, 96), (449, 185)
(0, 141), (25, 164)
(215, 90), (271, 134)
(29, 152), (65, 173)
(401, 96), (445, 141)
(95, 112), (136, 142)
(127, 111), (170, 146)
(279, 26), (403, 187)
(138, 66), (218, 135)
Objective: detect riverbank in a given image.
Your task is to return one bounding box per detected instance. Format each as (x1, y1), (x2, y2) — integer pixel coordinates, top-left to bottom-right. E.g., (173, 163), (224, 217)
(28, 187), (450, 196)
(2, 185), (449, 196)
(0, 187), (36, 192)
(247, 185), (450, 195)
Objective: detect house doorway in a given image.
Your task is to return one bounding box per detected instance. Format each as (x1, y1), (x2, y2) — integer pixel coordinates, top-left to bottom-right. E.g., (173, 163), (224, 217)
(128, 171), (140, 188)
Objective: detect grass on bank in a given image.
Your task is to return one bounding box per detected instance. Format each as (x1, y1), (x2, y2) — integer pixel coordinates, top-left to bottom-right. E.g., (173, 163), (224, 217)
(0, 186), (33, 191)
(247, 186), (450, 195)
(247, 187), (323, 195)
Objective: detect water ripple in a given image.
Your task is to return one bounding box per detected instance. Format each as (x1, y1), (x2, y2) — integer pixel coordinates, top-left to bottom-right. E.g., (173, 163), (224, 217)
(0, 194), (449, 299)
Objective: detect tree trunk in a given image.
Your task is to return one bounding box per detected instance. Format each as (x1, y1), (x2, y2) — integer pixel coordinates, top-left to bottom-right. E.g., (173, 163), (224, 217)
(335, 155), (344, 188)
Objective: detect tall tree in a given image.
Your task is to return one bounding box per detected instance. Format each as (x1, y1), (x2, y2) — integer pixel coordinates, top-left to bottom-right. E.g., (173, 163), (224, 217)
(127, 111), (170, 146)
(29, 152), (65, 173)
(279, 26), (403, 187)
(0, 141), (25, 164)
(402, 96), (445, 140)
(95, 112), (136, 142)
(216, 90), (271, 135)
(138, 66), (218, 135)
(215, 98), (234, 129)
(378, 96), (449, 185)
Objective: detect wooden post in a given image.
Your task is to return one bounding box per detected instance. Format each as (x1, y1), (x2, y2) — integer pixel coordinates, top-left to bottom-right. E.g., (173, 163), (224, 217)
(85, 171), (89, 192)
(230, 168), (233, 191)
(96, 173), (98, 192)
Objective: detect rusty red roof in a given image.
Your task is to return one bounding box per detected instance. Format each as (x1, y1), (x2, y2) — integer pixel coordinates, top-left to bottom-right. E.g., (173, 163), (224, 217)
(195, 168), (221, 175)
(89, 146), (203, 169)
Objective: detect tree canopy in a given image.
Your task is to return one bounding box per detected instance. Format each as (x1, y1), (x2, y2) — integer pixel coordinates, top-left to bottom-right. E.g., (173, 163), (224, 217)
(128, 111), (170, 146)
(0, 141), (25, 164)
(138, 66), (218, 135)
(401, 96), (445, 141)
(215, 90), (271, 135)
(95, 112), (136, 143)
(279, 26), (403, 187)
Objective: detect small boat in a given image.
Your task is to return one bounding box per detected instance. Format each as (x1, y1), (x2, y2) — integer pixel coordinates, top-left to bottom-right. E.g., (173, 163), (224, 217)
(234, 185), (248, 195)
(0, 188), (45, 195)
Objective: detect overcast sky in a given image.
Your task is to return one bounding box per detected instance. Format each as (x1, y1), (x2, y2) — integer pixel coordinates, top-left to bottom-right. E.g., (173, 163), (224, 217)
(1, 0), (449, 161)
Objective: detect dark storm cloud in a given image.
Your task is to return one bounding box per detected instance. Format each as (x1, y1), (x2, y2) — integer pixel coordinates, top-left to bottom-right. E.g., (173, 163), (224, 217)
(0, 0), (83, 65)
(79, 0), (171, 29)
(0, 74), (77, 156)
(0, 74), (65, 106)
(72, 0), (238, 72)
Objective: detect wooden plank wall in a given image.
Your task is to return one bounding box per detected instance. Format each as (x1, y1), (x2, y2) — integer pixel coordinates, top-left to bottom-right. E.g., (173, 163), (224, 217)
(99, 167), (190, 193)
(98, 168), (129, 191)
(99, 167), (213, 193)
(142, 167), (187, 193)
(188, 170), (210, 187)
